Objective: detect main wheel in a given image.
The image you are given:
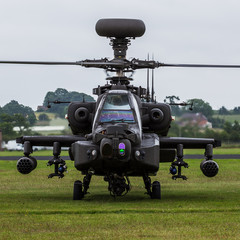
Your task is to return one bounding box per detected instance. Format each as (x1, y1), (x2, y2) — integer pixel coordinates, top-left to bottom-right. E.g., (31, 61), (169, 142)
(151, 181), (161, 199)
(73, 180), (84, 200)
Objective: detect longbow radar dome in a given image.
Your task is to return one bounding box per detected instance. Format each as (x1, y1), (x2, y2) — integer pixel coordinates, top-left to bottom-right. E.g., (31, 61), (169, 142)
(95, 18), (145, 38)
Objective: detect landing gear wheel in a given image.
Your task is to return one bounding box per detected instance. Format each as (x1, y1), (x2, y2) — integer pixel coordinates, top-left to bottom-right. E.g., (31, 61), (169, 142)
(151, 181), (161, 199)
(73, 180), (84, 200)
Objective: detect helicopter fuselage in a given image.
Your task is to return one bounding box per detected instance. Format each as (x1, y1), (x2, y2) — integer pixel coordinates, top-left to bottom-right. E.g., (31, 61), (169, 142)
(72, 89), (161, 176)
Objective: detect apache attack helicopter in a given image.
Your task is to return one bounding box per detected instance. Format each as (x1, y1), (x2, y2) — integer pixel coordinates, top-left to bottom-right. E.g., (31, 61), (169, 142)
(1, 18), (240, 200)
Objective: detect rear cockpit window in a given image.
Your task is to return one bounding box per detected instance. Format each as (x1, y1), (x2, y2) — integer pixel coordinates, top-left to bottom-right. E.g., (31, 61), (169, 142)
(103, 94), (131, 110)
(99, 94), (135, 123)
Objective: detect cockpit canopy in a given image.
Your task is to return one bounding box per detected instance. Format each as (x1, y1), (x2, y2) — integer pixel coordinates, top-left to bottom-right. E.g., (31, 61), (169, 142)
(92, 90), (142, 142)
(99, 94), (135, 123)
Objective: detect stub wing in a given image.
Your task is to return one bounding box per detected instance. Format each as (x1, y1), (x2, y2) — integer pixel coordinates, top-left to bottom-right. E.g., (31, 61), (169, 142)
(16, 135), (86, 147)
(159, 137), (221, 149)
(159, 137), (221, 179)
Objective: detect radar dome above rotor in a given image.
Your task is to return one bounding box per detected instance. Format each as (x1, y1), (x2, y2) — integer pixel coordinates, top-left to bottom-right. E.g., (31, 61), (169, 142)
(95, 18), (145, 38)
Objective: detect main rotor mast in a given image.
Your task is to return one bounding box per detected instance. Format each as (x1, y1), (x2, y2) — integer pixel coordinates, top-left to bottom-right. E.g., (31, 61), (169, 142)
(95, 18), (145, 85)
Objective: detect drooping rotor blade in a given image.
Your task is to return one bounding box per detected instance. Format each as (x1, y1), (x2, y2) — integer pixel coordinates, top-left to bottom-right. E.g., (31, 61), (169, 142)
(2, 59), (240, 70)
(0, 59), (127, 69)
(157, 63), (240, 68)
(77, 60), (127, 69)
(0, 60), (79, 65)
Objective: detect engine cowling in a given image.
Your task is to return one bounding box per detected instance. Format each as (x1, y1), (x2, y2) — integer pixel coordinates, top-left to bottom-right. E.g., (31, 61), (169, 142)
(142, 103), (172, 136)
(67, 102), (96, 134)
(150, 108), (164, 122)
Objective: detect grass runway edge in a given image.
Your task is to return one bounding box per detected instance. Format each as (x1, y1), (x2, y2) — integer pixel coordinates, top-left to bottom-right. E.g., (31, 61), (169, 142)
(0, 158), (240, 239)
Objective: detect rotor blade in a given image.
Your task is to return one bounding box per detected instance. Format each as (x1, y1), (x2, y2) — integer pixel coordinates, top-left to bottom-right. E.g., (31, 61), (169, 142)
(0, 60), (125, 69)
(158, 63), (240, 68)
(0, 60), (79, 65)
(78, 61), (125, 68)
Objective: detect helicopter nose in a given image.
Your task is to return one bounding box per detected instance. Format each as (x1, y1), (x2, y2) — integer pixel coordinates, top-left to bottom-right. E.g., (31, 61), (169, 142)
(100, 138), (131, 161)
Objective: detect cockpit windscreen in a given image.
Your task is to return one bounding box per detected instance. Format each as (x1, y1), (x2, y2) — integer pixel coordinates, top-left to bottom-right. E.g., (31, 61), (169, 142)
(99, 94), (135, 123)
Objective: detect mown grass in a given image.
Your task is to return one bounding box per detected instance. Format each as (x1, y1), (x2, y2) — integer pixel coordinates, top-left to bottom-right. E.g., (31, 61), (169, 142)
(213, 114), (240, 123)
(0, 156), (240, 240)
(184, 148), (240, 155)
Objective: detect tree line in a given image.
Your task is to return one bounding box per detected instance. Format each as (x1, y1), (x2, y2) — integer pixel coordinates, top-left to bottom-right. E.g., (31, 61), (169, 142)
(166, 95), (240, 118)
(0, 89), (94, 141)
(165, 95), (240, 143)
(0, 100), (37, 141)
(1, 92), (240, 143)
(169, 120), (240, 144)
(40, 88), (95, 118)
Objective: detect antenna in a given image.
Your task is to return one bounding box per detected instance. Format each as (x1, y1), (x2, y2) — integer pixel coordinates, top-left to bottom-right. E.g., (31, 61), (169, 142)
(151, 54), (155, 102)
(146, 53), (150, 102)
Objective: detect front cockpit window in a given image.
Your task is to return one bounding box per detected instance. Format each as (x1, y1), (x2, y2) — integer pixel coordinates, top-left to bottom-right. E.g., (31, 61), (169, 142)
(99, 110), (135, 123)
(99, 94), (135, 123)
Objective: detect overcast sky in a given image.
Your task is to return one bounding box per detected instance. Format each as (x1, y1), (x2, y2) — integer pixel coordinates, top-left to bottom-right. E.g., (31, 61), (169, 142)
(1, 0), (240, 110)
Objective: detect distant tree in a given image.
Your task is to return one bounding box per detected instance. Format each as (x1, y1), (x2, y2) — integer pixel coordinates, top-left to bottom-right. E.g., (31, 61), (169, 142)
(2, 100), (36, 125)
(0, 113), (16, 141)
(164, 95), (181, 116)
(0, 122), (16, 141)
(223, 121), (240, 142)
(0, 113), (13, 123)
(55, 88), (69, 98)
(42, 88), (95, 118)
(218, 106), (230, 115)
(185, 98), (213, 118)
(0, 110), (40, 142)
(13, 113), (30, 135)
(28, 114), (37, 125)
(38, 113), (50, 121)
(167, 121), (180, 137)
(233, 106), (240, 114)
(210, 117), (225, 128)
(223, 121), (232, 134)
(232, 120), (240, 132)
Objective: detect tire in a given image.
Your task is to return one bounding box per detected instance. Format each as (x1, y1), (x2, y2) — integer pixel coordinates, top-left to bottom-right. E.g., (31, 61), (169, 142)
(151, 181), (161, 199)
(73, 180), (84, 200)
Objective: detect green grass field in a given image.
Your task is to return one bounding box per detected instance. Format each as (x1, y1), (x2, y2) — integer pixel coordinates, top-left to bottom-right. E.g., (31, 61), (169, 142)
(213, 114), (240, 123)
(0, 156), (240, 240)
